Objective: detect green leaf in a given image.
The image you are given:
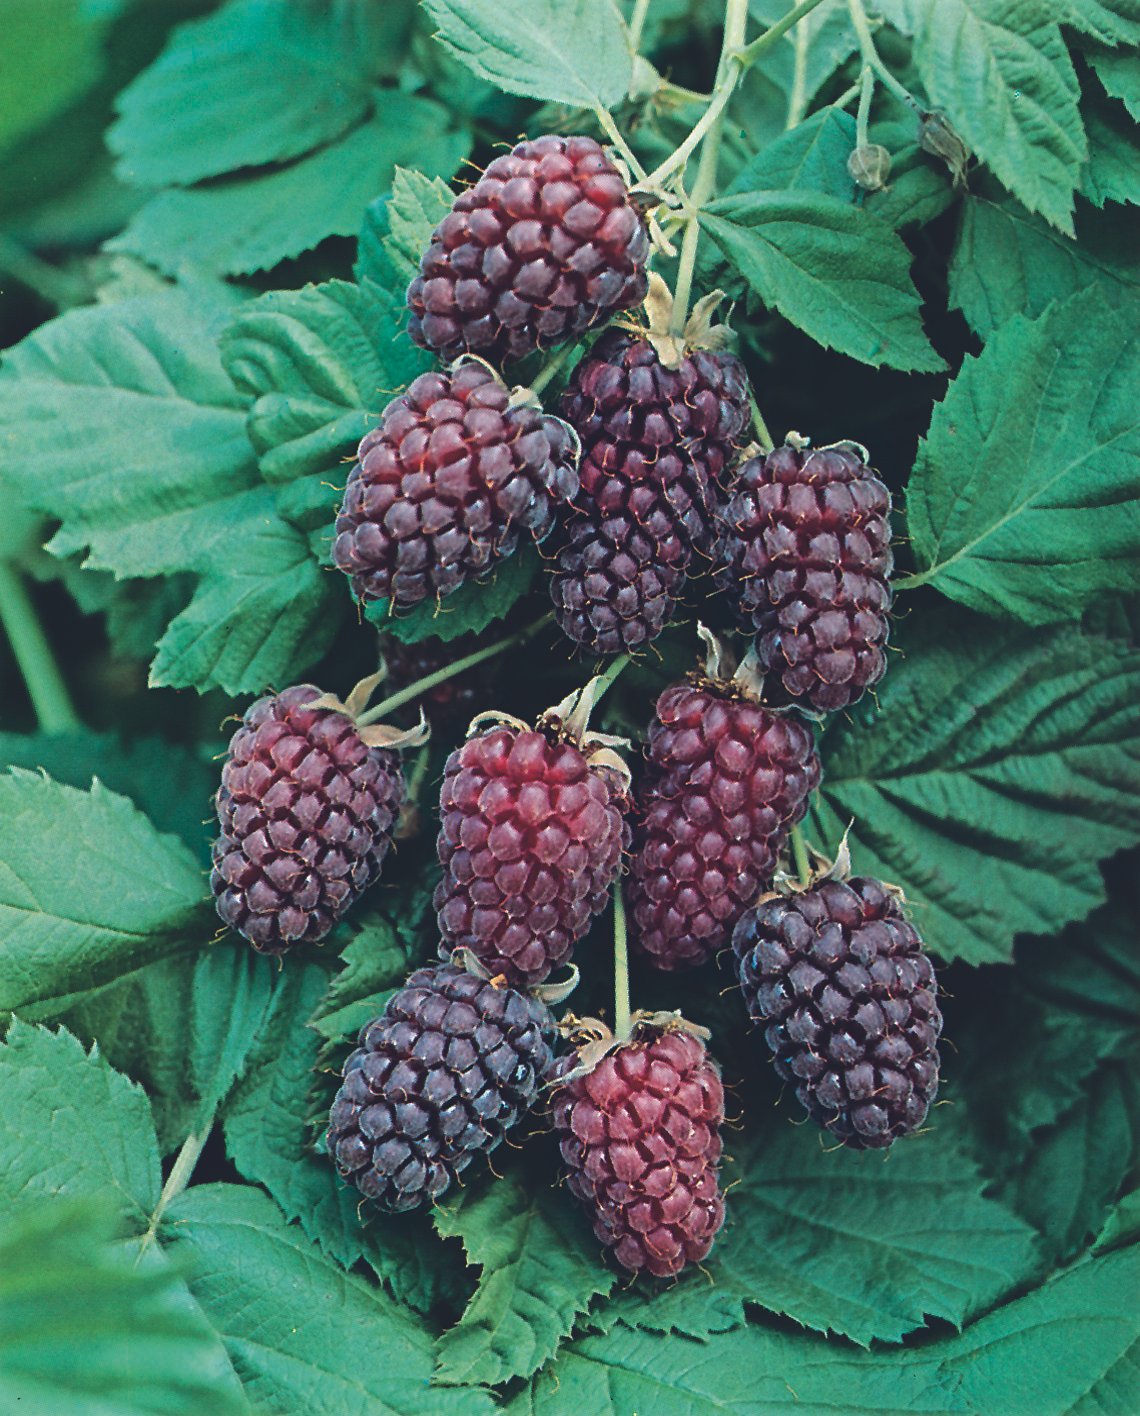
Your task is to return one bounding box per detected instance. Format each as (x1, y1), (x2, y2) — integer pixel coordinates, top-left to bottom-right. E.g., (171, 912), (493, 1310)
(0, 0), (107, 160)
(1080, 69), (1140, 207)
(109, 103), (470, 278)
(726, 108), (857, 200)
(0, 772), (205, 1019)
(748, 0), (859, 116)
(368, 544), (541, 643)
(422, 0), (633, 109)
(700, 192), (945, 372)
(999, 1059), (1140, 1266)
(0, 730), (214, 856)
(911, 0), (1087, 234)
(947, 185), (1140, 338)
(223, 957), (466, 1317)
(1089, 43), (1140, 118)
(611, 1120), (1038, 1347)
(1062, 0), (1140, 47)
(307, 901), (424, 1043)
(164, 1184), (493, 1416)
(1095, 1186), (1140, 1253)
(907, 290), (1140, 621)
(512, 1245), (1140, 1416)
(0, 1020), (160, 1226)
(433, 1173), (616, 1386)
(383, 168), (457, 281)
(0, 290), (339, 693)
(109, 0), (390, 187)
(806, 609), (1140, 965)
(220, 279), (431, 534)
(0, 1201), (247, 1416)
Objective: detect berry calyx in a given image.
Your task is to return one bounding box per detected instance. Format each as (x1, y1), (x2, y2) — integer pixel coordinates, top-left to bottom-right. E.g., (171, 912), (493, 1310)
(327, 961), (556, 1210)
(549, 1013), (726, 1277)
(407, 134), (650, 364)
(334, 360), (578, 610)
(713, 434), (893, 712)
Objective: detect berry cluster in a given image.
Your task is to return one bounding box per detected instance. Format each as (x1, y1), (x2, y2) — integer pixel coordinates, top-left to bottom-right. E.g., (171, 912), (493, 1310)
(204, 127), (942, 1286)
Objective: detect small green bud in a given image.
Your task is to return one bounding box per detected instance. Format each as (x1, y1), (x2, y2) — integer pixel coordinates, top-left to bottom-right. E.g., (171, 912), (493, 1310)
(918, 111), (970, 187)
(847, 144), (892, 192)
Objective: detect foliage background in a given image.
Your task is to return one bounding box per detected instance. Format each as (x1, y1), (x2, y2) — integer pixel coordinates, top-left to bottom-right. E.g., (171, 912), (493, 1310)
(0, 0), (1137, 1412)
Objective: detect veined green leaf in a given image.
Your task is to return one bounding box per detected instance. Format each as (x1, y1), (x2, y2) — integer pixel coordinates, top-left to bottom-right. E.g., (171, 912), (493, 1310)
(701, 192), (944, 371)
(1080, 67), (1140, 207)
(0, 1201), (246, 1416)
(1061, 0), (1140, 47)
(0, 772), (205, 1019)
(806, 608), (1140, 964)
(434, 1174), (615, 1386)
(109, 102), (470, 278)
(907, 289), (1140, 619)
(1088, 43), (1140, 118)
(423, 0), (632, 109)
(109, 0), (403, 187)
(911, 0), (1087, 234)
(948, 185), (1140, 338)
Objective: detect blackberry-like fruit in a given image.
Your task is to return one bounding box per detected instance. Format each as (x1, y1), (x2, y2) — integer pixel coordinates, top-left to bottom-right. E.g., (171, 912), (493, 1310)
(334, 362), (577, 609)
(628, 656), (821, 970)
(550, 1019), (726, 1277)
(714, 437), (893, 711)
(733, 875), (941, 1149)
(434, 684), (630, 987)
(407, 134), (649, 363)
(327, 963), (555, 1210)
(552, 329), (748, 653)
(211, 685), (406, 953)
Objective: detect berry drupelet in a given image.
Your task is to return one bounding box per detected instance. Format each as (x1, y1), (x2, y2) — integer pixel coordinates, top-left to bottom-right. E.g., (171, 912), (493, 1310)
(211, 685), (406, 953)
(334, 361), (577, 609)
(328, 963), (556, 1210)
(714, 437), (893, 712)
(733, 875), (942, 1149)
(408, 134), (649, 364)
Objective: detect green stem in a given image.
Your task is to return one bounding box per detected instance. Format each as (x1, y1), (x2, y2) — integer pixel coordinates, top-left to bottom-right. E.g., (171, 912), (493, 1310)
(592, 651), (631, 703)
(855, 64), (874, 148)
(890, 570), (927, 592)
(846, 0), (919, 111)
(785, 15), (812, 129)
(749, 392), (775, 452)
(830, 77), (862, 114)
(594, 105), (649, 182)
(658, 79), (713, 104)
(613, 880), (631, 1039)
(358, 613), (553, 726)
(629, 0), (652, 53)
(529, 341), (578, 397)
(0, 562), (80, 733)
(669, 0), (750, 333)
(791, 823), (812, 888)
(0, 234), (86, 308)
(406, 741), (432, 801)
(136, 1126), (210, 1260)
(735, 0), (829, 68)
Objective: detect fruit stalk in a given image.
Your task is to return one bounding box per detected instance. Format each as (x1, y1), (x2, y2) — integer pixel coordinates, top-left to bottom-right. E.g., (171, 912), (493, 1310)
(791, 823), (812, 888)
(357, 613), (553, 726)
(0, 561), (80, 733)
(613, 880), (632, 1038)
(846, 0), (920, 111)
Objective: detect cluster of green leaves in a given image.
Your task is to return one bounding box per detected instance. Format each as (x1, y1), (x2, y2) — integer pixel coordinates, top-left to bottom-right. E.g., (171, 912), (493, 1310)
(1, 0), (1138, 1412)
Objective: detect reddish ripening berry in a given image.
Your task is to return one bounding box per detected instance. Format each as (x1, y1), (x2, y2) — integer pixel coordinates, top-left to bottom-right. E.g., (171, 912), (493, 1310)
(627, 680), (821, 971)
(714, 440), (893, 712)
(327, 963), (556, 1210)
(407, 134), (649, 364)
(211, 685), (405, 953)
(334, 362), (577, 609)
(733, 876), (941, 1149)
(552, 332), (748, 653)
(550, 1023), (726, 1277)
(434, 723), (629, 987)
